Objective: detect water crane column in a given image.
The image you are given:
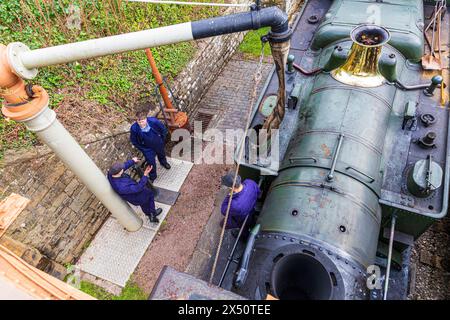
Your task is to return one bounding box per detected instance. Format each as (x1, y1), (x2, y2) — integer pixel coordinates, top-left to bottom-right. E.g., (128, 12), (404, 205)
(0, 44), (143, 231)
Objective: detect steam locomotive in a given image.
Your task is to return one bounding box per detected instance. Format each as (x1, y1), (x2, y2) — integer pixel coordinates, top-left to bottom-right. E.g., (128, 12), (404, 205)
(2, 0), (447, 301)
(221, 0), (450, 300)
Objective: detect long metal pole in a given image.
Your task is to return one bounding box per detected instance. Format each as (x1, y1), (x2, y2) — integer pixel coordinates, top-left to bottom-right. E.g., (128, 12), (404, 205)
(218, 214), (249, 287)
(20, 23), (193, 70)
(327, 133), (345, 181)
(383, 214), (397, 300)
(144, 49), (176, 124)
(7, 6), (289, 80)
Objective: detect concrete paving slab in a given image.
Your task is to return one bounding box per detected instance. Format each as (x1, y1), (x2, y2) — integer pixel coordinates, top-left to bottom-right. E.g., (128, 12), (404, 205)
(78, 217), (157, 287)
(153, 157), (193, 192)
(130, 202), (171, 230)
(77, 157), (192, 290)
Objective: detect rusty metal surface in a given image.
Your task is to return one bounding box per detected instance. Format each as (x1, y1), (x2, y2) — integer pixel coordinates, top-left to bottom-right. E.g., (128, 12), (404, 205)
(150, 266), (246, 300)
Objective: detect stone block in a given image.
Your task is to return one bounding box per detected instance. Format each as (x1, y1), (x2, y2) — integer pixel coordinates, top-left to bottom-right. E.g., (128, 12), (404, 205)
(69, 187), (93, 213)
(0, 235), (44, 268)
(64, 179), (80, 196)
(27, 186), (50, 210)
(42, 163), (66, 188)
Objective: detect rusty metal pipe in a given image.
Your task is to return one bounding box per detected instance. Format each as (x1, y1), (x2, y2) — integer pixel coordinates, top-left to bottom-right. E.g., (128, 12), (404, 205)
(145, 49), (176, 125)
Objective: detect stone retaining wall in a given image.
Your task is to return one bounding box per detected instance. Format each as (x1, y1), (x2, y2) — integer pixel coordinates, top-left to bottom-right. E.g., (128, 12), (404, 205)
(0, 126), (134, 271)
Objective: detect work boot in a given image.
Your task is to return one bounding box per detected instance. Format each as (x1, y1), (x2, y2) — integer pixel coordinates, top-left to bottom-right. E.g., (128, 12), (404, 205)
(162, 162), (171, 170)
(149, 215), (160, 224)
(155, 208), (162, 217)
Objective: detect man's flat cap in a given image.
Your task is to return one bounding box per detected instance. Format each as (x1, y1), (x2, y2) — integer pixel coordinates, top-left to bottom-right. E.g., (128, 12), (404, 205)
(109, 162), (125, 175)
(221, 173), (241, 188)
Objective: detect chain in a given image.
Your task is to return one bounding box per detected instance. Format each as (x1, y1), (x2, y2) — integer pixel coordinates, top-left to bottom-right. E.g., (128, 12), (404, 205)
(209, 42), (266, 285)
(0, 87), (29, 105)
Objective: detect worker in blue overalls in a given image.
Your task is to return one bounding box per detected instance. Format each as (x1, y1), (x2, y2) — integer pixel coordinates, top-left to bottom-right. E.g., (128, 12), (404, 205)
(108, 157), (162, 223)
(220, 173), (261, 237)
(130, 104), (171, 182)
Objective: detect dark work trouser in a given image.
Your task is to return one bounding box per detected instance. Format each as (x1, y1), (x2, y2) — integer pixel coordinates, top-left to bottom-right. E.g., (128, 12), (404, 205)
(141, 199), (157, 218)
(142, 149), (169, 181)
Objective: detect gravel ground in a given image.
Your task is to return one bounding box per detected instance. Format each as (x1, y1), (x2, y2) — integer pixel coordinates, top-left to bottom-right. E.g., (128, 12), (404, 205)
(132, 162), (232, 294)
(408, 217), (450, 300)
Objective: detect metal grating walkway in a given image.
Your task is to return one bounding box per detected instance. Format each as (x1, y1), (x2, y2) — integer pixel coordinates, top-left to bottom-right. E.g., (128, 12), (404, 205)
(152, 157), (193, 192)
(77, 157), (193, 288)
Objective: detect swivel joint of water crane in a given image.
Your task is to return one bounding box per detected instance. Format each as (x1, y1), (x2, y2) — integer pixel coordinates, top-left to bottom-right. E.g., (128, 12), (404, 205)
(0, 44), (49, 122)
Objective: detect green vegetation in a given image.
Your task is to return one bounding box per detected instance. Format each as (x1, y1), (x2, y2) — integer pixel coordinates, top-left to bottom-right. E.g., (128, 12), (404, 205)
(238, 27), (272, 57)
(0, 0), (222, 159)
(80, 280), (148, 300)
(158, 219), (168, 233)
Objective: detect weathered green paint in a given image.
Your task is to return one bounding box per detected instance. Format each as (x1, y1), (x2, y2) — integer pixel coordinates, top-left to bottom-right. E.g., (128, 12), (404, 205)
(312, 0), (424, 62)
(260, 95), (278, 118)
(242, 0), (439, 269)
(287, 54), (295, 73)
(407, 159), (443, 197)
(404, 101), (417, 120)
(323, 46), (349, 72)
(376, 241), (403, 268)
(380, 207), (436, 240)
(379, 53), (398, 83)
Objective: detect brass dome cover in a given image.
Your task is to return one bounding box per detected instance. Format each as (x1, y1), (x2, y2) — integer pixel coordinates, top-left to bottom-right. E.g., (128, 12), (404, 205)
(331, 24), (391, 87)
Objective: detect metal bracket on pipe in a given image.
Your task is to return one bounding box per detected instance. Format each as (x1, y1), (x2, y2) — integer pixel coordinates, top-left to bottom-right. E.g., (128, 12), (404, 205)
(382, 228), (414, 246)
(6, 42), (38, 80)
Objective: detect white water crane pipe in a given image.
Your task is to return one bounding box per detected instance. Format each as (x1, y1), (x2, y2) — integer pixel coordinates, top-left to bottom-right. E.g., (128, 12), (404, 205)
(23, 107), (143, 232)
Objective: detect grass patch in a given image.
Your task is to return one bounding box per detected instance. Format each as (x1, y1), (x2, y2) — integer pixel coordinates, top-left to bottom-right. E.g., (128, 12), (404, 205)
(80, 280), (148, 300)
(238, 27), (272, 57)
(158, 219), (168, 233)
(80, 281), (115, 300)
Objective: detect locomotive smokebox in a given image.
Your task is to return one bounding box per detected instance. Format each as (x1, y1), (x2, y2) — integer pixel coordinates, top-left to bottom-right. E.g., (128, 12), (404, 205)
(332, 24), (391, 87)
(271, 253), (333, 300)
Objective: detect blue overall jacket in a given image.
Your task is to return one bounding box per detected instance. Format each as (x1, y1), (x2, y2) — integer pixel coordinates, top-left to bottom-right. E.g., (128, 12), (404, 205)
(130, 117), (168, 160)
(221, 179), (261, 229)
(108, 160), (154, 207)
